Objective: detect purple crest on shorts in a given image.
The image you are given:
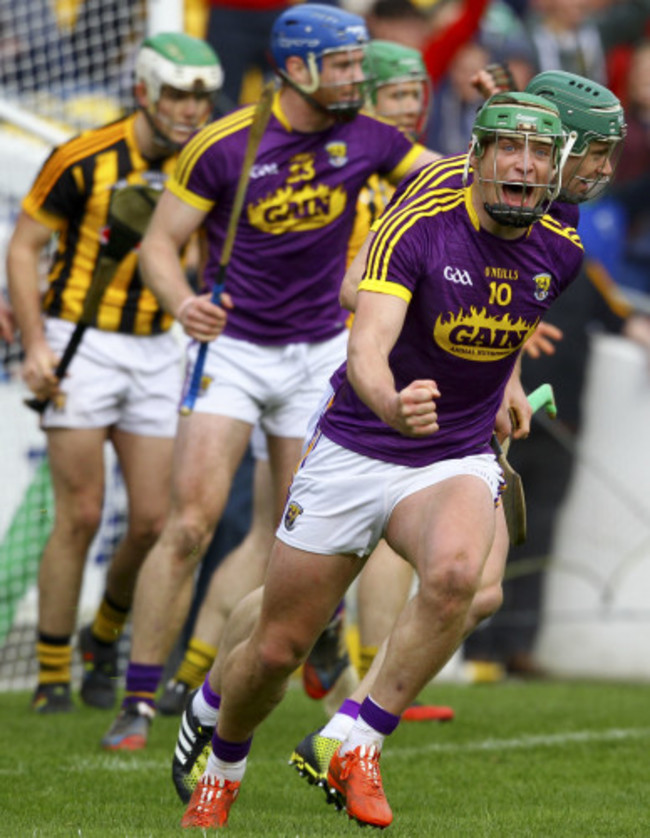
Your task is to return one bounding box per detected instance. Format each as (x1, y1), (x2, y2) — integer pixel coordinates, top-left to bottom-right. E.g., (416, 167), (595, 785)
(284, 501), (304, 531)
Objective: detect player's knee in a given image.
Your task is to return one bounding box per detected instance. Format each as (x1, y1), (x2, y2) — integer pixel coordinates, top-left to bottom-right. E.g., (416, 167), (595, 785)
(256, 633), (307, 679)
(63, 497), (103, 540)
(419, 552), (480, 613)
(466, 582), (503, 634)
(126, 511), (167, 552)
(166, 511), (215, 565)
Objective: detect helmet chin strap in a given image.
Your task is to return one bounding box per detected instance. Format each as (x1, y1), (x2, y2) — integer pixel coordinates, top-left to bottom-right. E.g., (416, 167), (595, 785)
(276, 59), (336, 122)
(277, 53), (361, 123)
(141, 105), (183, 154)
(483, 202), (545, 228)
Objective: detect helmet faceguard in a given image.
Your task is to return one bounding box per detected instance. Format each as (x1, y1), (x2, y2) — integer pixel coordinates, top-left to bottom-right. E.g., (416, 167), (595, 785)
(466, 92), (569, 228)
(362, 39), (431, 139)
(526, 70), (627, 203)
(136, 32), (223, 149)
(270, 4), (369, 122)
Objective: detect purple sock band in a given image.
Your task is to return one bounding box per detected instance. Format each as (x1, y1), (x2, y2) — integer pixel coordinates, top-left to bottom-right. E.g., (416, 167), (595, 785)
(339, 699), (361, 720)
(212, 731), (253, 763)
(360, 696), (400, 737)
(123, 662), (163, 709)
(201, 678), (221, 710)
(333, 599), (345, 618)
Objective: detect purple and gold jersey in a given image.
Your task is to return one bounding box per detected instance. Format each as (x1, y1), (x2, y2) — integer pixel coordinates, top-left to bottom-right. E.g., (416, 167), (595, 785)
(320, 171), (584, 467)
(168, 94), (422, 345)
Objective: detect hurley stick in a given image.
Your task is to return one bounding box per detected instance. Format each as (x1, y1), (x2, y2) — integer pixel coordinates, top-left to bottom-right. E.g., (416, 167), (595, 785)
(493, 383), (558, 545)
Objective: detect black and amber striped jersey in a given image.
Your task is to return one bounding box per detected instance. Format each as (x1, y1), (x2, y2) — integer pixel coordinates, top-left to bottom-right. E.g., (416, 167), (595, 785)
(347, 174), (394, 268)
(22, 113), (177, 335)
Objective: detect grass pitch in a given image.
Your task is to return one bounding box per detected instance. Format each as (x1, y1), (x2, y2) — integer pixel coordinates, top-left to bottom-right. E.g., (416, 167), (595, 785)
(1, 679), (649, 837)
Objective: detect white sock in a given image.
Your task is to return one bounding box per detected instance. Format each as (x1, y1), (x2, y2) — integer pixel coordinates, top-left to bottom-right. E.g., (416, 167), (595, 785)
(339, 716), (385, 756)
(192, 689), (219, 727)
(205, 750), (247, 783)
(320, 711), (356, 742)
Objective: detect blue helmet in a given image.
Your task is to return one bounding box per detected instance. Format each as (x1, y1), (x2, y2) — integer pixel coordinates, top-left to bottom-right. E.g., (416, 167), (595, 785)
(270, 4), (369, 120)
(271, 4), (368, 75)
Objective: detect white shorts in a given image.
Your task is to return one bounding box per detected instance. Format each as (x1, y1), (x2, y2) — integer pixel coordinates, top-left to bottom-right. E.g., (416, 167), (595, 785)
(185, 331), (348, 440)
(42, 318), (182, 437)
(277, 433), (502, 558)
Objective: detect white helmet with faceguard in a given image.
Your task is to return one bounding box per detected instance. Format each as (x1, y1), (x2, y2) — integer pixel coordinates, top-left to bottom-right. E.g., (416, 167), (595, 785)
(136, 32), (223, 149)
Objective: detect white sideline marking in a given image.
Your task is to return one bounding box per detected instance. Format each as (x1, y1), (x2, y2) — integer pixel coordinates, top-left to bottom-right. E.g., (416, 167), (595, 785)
(4, 726), (644, 776)
(388, 726), (650, 759)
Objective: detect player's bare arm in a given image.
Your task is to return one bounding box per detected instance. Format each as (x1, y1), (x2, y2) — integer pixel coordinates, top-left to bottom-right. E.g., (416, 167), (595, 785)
(340, 231), (374, 311)
(497, 354), (531, 441)
(340, 156), (438, 313)
(347, 289), (439, 437)
(138, 189), (230, 342)
(404, 148), (440, 175)
(6, 211), (61, 399)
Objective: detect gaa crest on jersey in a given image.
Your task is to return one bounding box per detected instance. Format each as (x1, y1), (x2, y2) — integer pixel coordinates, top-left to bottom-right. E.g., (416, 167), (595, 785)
(284, 501), (303, 531)
(533, 272), (552, 301)
(443, 265), (473, 286)
(325, 141), (348, 168)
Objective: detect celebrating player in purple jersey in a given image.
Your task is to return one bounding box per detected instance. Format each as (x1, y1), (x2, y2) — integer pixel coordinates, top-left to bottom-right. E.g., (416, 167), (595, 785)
(179, 92), (583, 829)
(341, 69), (626, 340)
(101, 4), (436, 751)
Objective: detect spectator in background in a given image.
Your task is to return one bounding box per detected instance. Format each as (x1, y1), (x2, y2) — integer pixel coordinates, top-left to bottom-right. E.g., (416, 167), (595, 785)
(609, 39), (650, 296)
(421, 0), (491, 82)
(425, 2), (536, 156)
(365, 0), (433, 48)
(522, 0), (650, 82)
(204, 0), (292, 110)
(426, 39), (490, 155)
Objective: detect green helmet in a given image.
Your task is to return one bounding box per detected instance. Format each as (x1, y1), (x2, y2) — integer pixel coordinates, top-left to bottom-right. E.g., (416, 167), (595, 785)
(526, 70), (625, 156)
(136, 32), (223, 104)
(469, 92), (567, 227)
(526, 71), (626, 203)
(362, 40), (430, 138)
(363, 40), (427, 104)
(472, 91), (564, 150)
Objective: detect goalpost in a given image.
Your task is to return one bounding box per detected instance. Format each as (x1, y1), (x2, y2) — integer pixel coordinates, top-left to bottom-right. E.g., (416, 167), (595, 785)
(0, 0), (182, 691)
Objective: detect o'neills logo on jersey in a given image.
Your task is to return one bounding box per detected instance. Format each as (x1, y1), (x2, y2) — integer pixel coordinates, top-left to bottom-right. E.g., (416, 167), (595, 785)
(284, 501), (303, 531)
(247, 183), (347, 234)
(434, 307), (537, 361)
(484, 266), (519, 281)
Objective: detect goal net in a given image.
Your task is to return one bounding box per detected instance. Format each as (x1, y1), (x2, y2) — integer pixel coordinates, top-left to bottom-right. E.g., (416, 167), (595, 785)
(0, 0), (153, 692)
